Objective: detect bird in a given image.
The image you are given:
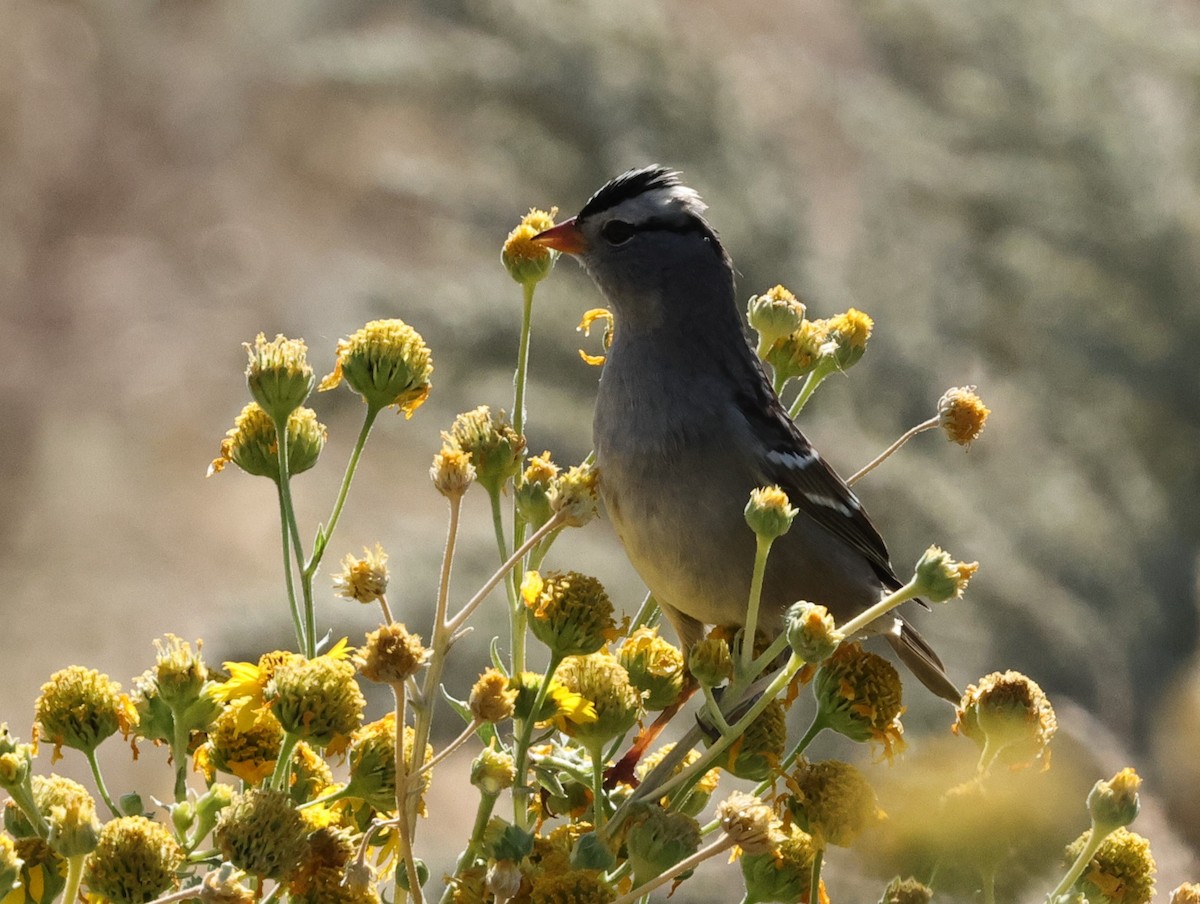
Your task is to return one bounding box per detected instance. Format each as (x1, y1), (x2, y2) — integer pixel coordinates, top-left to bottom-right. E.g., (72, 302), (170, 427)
(532, 165), (959, 703)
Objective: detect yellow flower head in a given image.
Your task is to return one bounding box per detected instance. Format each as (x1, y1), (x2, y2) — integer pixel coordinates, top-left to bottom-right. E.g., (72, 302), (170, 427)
(213, 648), (311, 730)
(442, 406), (525, 495)
(202, 707), (283, 786)
(215, 788), (309, 881)
(814, 642), (906, 759)
(430, 444), (476, 499)
(470, 745), (516, 795)
(502, 207), (560, 287)
(266, 650), (364, 749)
(333, 545), (390, 605)
(1088, 767), (1141, 830)
(288, 742), (334, 805)
(782, 758), (882, 848)
(577, 308), (615, 366)
(688, 633), (735, 689)
(955, 670), (1056, 770)
(152, 634), (210, 709)
(717, 791), (784, 857)
(938, 385), (990, 446)
(319, 319), (433, 416)
(785, 602), (844, 664)
(912, 545), (979, 603)
(766, 319), (830, 384)
(617, 627), (685, 711)
(245, 333), (315, 424)
(469, 668), (518, 724)
(722, 698), (787, 782)
(739, 822), (819, 904)
(824, 307), (873, 370)
(1065, 827), (1156, 904)
(0, 724), (35, 792)
(549, 462), (600, 528)
(0, 833), (22, 901)
(208, 403), (326, 480)
(509, 673), (598, 732)
(748, 284), (807, 354)
(35, 666), (132, 760)
(554, 653), (642, 749)
(343, 713), (432, 814)
(516, 451), (561, 529)
(83, 816), (183, 904)
(744, 485), (798, 541)
(523, 570), (618, 659)
(357, 623), (428, 684)
(27, 774), (100, 858)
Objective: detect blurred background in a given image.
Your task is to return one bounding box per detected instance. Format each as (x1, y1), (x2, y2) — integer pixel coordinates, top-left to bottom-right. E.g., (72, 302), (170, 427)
(2, 0), (1198, 898)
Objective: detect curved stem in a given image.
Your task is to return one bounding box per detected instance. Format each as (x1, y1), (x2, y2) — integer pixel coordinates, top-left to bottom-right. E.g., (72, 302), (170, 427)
(847, 417), (938, 486)
(275, 481), (306, 653)
(788, 361), (833, 419)
(700, 686), (732, 736)
(1049, 822), (1115, 901)
(512, 654), (562, 829)
(415, 719), (481, 778)
(85, 748), (121, 818)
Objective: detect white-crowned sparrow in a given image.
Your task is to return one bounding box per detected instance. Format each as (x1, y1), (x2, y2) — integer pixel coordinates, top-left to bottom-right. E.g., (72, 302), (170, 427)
(534, 166), (958, 702)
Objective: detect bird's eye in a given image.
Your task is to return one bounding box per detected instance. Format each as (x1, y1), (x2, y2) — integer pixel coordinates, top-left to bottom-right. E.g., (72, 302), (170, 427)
(601, 219), (636, 246)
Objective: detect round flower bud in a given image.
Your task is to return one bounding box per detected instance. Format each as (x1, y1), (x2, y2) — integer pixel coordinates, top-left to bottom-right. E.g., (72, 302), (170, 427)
(744, 485), (797, 541)
(471, 746), (516, 796)
(814, 642), (906, 757)
(688, 635), (734, 689)
(502, 207), (559, 287)
(625, 805), (700, 887)
(0, 833), (23, 900)
(442, 406), (525, 496)
(554, 653), (642, 749)
(765, 318), (829, 384)
(523, 571), (617, 659)
(24, 775), (100, 857)
(548, 463), (600, 528)
(912, 545), (978, 603)
(35, 666), (128, 758)
(215, 789), (308, 880)
(267, 655), (364, 748)
(748, 285), (807, 355)
(83, 816), (184, 904)
(486, 858), (523, 903)
(636, 745), (721, 817)
(319, 319), (433, 416)
(332, 544), (389, 605)
(0, 725), (35, 794)
(938, 385), (990, 446)
(357, 623), (428, 684)
(516, 452), (559, 529)
(785, 601), (844, 664)
(823, 308), (873, 371)
(203, 707), (283, 786)
(880, 877), (934, 904)
(955, 670), (1056, 769)
(1064, 827), (1156, 904)
(720, 699), (786, 782)
(1172, 884), (1200, 904)
(782, 758), (881, 848)
(431, 445), (476, 499)
(208, 404), (326, 481)
(1088, 767), (1141, 830)
(528, 868), (614, 904)
(152, 635), (209, 711)
(617, 628), (685, 711)
(716, 791), (783, 857)
(469, 669), (518, 725)
(245, 333), (314, 424)
(740, 823), (818, 904)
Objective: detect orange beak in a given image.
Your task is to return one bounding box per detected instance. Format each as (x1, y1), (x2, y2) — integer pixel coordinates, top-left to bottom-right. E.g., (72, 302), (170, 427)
(532, 217), (588, 255)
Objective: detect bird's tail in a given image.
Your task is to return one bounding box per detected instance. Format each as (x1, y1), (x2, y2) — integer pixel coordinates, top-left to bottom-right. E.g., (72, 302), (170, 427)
(886, 620), (961, 703)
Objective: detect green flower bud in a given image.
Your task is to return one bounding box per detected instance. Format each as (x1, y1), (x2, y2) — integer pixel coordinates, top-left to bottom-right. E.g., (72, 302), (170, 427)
(208, 404), (326, 481)
(719, 699), (786, 782)
(555, 653), (642, 750)
(765, 319), (828, 384)
(823, 308), (873, 371)
(245, 333), (314, 424)
(442, 406), (524, 495)
(740, 823), (817, 904)
(131, 639), (222, 747)
(83, 816), (184, 904)
(0, 725), (35, 794)
(215, 789), (309, 881)
(744, 485), (797, 541)
(1088, 767), (1141, 831)
(688, 636), (733, 689)
(35, 666), (130, 758)
(617, 627), (685, 711)
(912, 545), (978, 603)
(319, 319), (433, 415)
(782, 758), (880, 848)
(748, 285), (807, 355)
(1064, 827), (1156, 904)
(151, 635), (209, 710)
(523, 570), (617, 659)
(470, 747), (516, 796)
(785, 601), (844, 663)
(625, 805), (700, 886)
(502, 207), (559, 287)
(267, 654), (364, 748)
(516, 452), (559, 529)
(955, 670), (1056, 769)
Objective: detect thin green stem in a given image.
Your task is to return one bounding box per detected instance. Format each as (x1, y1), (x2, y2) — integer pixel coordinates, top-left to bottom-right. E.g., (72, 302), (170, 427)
(415, 720), (481, 778)
(393, 684), (424, 904)
(847, 417), (938, 486)
(788, 362), (833, 419)
(512, 654), (562, 829)
(308, 404), (381, 573)
(273, 416), (313, 657)
(774, 714), (826, 779)
(439, 792), (500, 904)
(588, 741), (607, 830)
(1049, 821), (1116, 901)
(809, 847), (824, 904)
(700, 686), (733, 736)
(772, 369), (789, 397)
(61, 854), (85, 904)
(608, 836), (736, 904)
(85, 748), (121, 818)
(840, 578), (921, 637)
(269, 732), (301, 792)
(275, 481), (306, 653)
(739, 534), (773, 678)
(170, 717), (190, 802)
(513, 282), (536, 438)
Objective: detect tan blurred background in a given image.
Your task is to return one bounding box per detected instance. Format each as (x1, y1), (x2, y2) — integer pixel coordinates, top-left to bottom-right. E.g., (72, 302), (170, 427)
(2, 0), (1199, 897)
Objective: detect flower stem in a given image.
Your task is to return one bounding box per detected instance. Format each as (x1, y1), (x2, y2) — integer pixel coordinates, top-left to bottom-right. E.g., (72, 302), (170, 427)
(809, 847), (824, 904)
(513, 282), (536, 439)
(61, 854), (85, 904)
(273, 416), (314, 657)
(701, 686), (733, 736)
(393, 683), (424, 904)
(275, 481), (306, 653)
(608, 836), (736, 904)
(309, 404), (380, 571)
(739, 534), (774, 679)
(588, 740), (607, 830)
(85, 748), (121, 818)
(1049, 821), (1116, 902)
(788, 362), (833, 419)
(839, 578), (921, 638)
(512, 654), (562, 829)
(415, 719), (481, 778)
(439, 792), (501, 904)
(269, 732), (300, 793)
(847, 417), (938, 486)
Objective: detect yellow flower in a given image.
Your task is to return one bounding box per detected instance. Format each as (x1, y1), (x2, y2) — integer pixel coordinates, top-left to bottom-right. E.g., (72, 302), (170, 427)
(744, 485), (798, 541)
(955, 670), (1056, 770)
(766, 319), (829, 384)
(523, 570), (618, 659)
(813, 643), (906, 759)
(35, 666), (132, 760)
(83, 816), (183, 904)
(0, 833), (21, 901)
(319, 319), (433, 417)
(333, 545), (390, 605)
(470, 745), (516, 795)
(617, 627), (685, 711)
(824, 307), (873, 370)
(502, 207), (560, 287)
(213, 649), (304, 730)
(782, 758), (881, 848)
(1088, 767), (1141, 830)
(548, 463), (600, 528)
(357, 623), (428, 684)
(244, 333), (315, 424)
(912, 545), (979, 603)
(442, 406), (525, 495)
(200, 707), (283, 786)
(554, 653), (642, 749)
(469, 669), (518, 725)
(748, 285), (806, 355)
(938, 385), (990, 446)
(510, 673), (598, 731)
(207, 403), (325, 480)
(430, 445), (476, 499)
(577, 308), (615, 366)
(688, 634), (734, 689)
(266, 647), (364, 749)
(1065, 827), (1156, 904)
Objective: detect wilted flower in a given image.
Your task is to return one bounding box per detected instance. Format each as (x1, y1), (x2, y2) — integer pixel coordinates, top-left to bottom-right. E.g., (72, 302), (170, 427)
(215, 789), (308, 881)
(357, 623), (428, 684)
(527, 868), (614, 904)
(785, 601), (844, 663)
(208, 403), (325, 480)
(688, 635), (734, 689)
(717, 791), (782, 857)
(938, 386), (990, 446)
(200, 707), (283, 785)
(343, 713), (432, 814)
(782, 758), (881, 848)
(625, 804), (701, 887)
(554, 653), (641, 748)
(35, 666), (132, 759)
(721, 699), (787, 782)
(319, 319), (433, 416)
(471, 746), (516, 796)
(912, 545), (979, 603)
(83, 816), (183, 904)
(516, 451), (560, 528)
(332, 544), (390, 605)
(814, 643), (906, 757)
(431, 444), (475, 499)
(267, 652), (364, 748)
(879, 877), (933, 904)
(32, 775), (100, 857)
(955, 670), (1056, 769)
(442, 406), (525, 495)
(469, 669), (518, 724)
(765, 319), (829, 384)
(549, 463), (600, 528)
(523, 571), (617, 659)
(1172, 884), (1200, 904)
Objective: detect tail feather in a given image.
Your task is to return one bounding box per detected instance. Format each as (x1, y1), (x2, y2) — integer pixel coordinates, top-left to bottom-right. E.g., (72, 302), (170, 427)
(886, 620), (960, 703)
